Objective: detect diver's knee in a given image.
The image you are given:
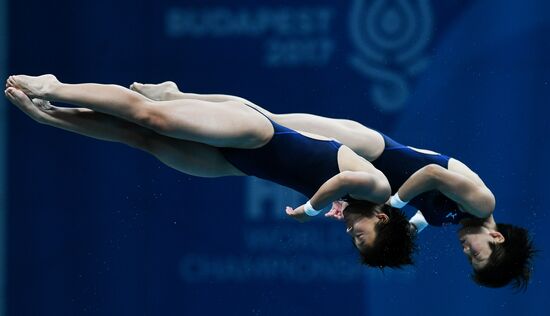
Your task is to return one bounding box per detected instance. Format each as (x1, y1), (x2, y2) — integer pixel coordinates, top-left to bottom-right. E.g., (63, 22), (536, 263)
(135, 107), (171, 134)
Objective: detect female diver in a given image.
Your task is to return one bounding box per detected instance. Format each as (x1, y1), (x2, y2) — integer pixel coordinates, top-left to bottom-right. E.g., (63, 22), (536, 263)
(5, 74), (416, 270)
(125, 81), (536, 289)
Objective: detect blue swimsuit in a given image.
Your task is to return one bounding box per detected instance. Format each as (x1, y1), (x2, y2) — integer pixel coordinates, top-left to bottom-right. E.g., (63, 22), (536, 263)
(219, 110), (342, 198)
(371, 134), (473, 226)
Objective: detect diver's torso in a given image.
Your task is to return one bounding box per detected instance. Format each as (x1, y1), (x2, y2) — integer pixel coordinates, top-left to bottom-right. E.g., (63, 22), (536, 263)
(370, 133), (475, 226)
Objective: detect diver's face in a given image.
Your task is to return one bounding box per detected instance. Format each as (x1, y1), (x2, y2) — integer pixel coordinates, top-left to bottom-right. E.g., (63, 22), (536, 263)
(458, 224), (504, 270)
(344, 211), (387, 251)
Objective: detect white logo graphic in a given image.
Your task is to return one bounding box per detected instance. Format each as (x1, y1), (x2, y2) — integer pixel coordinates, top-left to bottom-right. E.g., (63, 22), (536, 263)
(165, 2), (434, 112)
(349, 0), (433, 112)
(165, 7), (336, 67)
(446, 212), (457, 220)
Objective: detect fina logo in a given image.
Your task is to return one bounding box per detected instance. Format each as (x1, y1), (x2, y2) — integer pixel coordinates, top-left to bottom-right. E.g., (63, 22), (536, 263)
(348, 0), (433, 112)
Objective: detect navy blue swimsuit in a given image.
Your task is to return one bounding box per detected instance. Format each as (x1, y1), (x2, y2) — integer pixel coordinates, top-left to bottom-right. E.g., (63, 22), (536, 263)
(219, 110), (342, 198)
(371, 134), (473, 226)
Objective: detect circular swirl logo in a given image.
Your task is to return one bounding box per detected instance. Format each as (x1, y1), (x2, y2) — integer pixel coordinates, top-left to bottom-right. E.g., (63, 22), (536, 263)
(349, 0), (433, 112)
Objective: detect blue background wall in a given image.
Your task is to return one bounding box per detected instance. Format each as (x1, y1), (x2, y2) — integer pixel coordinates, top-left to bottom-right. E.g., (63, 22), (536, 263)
(5, 0), (550, 315)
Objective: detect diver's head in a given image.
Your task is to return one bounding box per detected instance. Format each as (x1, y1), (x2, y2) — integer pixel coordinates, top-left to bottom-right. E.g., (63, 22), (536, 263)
(459, 218), (536, 290)
(344, 201), (417, 268)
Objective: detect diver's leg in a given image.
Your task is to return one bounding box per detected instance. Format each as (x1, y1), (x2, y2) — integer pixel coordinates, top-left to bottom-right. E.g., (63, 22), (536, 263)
(272, 113), (384, 160)
(130, 82), (384, 160)
(130, 81), (274, 117)
(129, 81), (246, 103)
(4, 87), (242, 177)
(7, 74), (273, 148)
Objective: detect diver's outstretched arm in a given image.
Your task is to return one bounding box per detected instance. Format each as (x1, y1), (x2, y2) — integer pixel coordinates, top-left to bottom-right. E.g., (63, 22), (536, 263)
(394, 164), (495, 218)
(286, 170), (390, 222)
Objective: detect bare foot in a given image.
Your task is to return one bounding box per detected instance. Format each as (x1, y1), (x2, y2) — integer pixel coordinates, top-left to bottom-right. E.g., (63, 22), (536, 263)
(129, 81), (179, 101)
(5, 87), (55, 124)
(6, 74), (60, 99)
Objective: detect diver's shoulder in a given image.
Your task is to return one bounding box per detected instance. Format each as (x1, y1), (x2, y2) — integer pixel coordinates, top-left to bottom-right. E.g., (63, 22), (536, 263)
(448, 158), (487, 187)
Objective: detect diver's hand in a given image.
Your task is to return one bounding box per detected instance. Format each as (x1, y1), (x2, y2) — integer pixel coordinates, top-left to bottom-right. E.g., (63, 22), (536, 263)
(324, 200), (348, 221)
(285, 205), (311, 223)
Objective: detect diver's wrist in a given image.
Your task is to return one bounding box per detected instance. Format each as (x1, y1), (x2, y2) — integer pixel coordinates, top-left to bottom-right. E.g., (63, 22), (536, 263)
(389, 193), (409, 208)
(304, 200), (322, 216)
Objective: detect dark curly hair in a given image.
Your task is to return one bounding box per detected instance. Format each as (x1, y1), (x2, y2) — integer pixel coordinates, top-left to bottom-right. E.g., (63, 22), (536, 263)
(471, 223), (536, 290)
(347, 201), (417, 268)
